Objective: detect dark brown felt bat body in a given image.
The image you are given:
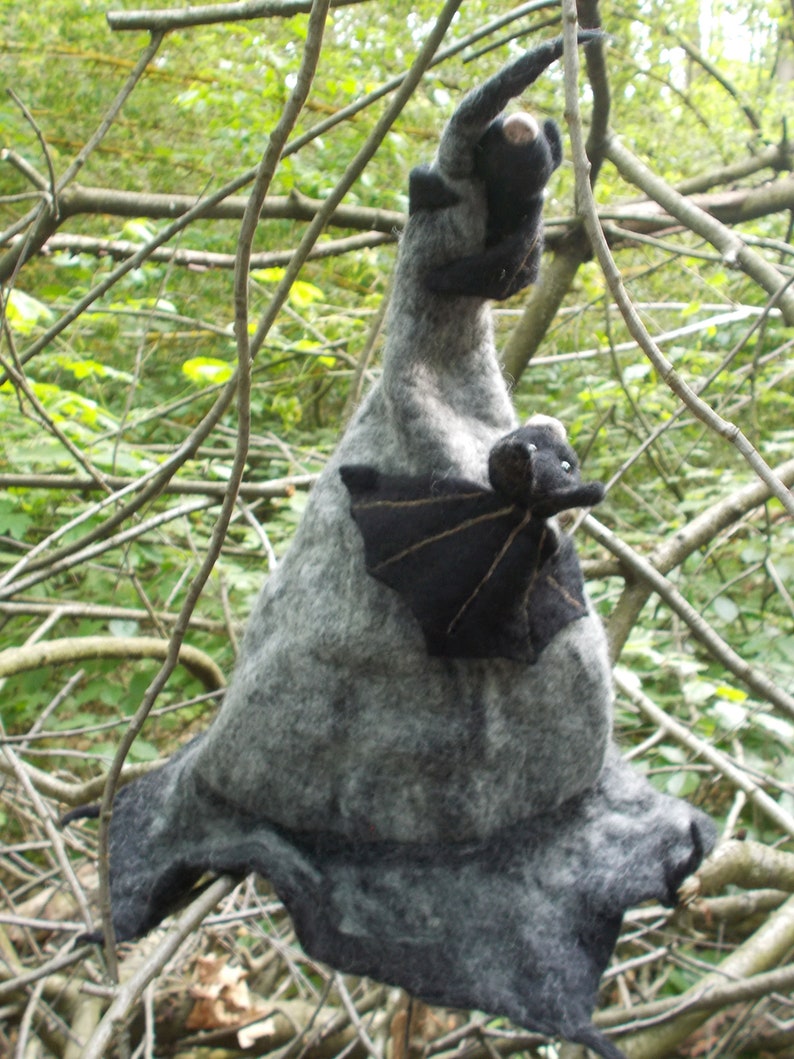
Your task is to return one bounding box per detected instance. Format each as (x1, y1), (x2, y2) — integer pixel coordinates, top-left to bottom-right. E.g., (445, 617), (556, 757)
(341, 422), (605, 662)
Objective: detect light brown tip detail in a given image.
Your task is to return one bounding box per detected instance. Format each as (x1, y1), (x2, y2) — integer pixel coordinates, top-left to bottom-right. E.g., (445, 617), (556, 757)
(503, 111), (540, 145)
(526, 414), (567, 442)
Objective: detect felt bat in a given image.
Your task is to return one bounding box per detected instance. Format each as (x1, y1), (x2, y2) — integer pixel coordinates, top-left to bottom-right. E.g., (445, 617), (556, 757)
(410, 32), (600, 301)
(340, 417), (605, 661)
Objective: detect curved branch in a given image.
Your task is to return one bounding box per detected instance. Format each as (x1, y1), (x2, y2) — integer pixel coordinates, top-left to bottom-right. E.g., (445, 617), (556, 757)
(696, 839), (794, 895)
(586, 514), (794, 719)
(605, 456), (794, 658)
(25, 230), (394, 270)
(0, 754), (160, 808)
(0, 635), (226, 690)
(107, 0), (368, 33)
(561, 25), (794, 517)
(604, 134), (794, 323)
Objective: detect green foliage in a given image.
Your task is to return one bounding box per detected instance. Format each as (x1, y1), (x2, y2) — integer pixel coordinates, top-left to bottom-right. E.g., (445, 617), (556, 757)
(1, 0), (790, 767)
(2, 3), (794, 1055)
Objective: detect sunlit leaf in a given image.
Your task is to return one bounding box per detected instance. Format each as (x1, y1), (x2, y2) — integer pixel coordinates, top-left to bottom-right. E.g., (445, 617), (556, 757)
(289, 280), (324, 308)
(182, 356), (234, 385)
(711, 595), (739, 623)
(5, 289), (53, 334)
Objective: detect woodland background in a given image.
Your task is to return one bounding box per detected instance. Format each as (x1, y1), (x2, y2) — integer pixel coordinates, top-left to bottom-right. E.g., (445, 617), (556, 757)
(1, 0), (793, 1056)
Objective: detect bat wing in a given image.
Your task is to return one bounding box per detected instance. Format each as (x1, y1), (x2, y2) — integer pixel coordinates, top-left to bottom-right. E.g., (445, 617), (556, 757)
(340, 465), (588, 661)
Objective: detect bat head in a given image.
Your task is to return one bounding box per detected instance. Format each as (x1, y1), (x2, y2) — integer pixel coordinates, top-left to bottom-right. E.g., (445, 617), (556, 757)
(488, 416), (605, 515)
(475, 111), (562, 246)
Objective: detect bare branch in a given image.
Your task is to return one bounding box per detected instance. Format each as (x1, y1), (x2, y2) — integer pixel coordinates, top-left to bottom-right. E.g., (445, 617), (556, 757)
(0, 753), (160, 807)
(696, 839), (794, 895)
(604, 135), (794, 323)
(0, 470), (317, 499)
(107, 0), (369, 33)
(618, 889), (794, 1058)
(606, 456), (794, 657)
(0, 32), (164, 282)
(0, 597), (232, 634)
(29, 184), (405, 233)
(612, 671), (794, 836)
(674, 139), (793, 195)
(93, 0), (332, 971)
(81, 876), (238, 1059)
(247, 0), (465, 359)
(598, 961), (794, 1037)
(0, 635), (226, 690)
(666, 26), (762, 132)
(21, 230), (394, 270)
(561, 16), (794, 518)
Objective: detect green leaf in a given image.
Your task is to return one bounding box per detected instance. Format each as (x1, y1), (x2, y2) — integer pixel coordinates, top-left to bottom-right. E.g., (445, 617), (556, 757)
(0, 499), (32, 540)
(5, 289), (53, 334)
(711, 595), (739, 623)
(182, 356), (234, 385)
(121, 219), (157, 242)
(251, 267), (286, 283)
(714, 684), (747, 703)
(289, 280), (324, 308)
(128, 738), (160, 762)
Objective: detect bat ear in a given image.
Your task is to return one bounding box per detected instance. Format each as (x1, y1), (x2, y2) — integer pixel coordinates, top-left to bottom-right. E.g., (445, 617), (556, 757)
(408, 164), (461, 214)
(543, 119), (563, 170)
(339, 465), (380, 492)
(487, 430), (538, 505)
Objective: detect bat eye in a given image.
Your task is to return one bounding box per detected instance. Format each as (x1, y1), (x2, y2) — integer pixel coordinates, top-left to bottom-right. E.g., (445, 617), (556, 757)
(560, 460), (572, 474)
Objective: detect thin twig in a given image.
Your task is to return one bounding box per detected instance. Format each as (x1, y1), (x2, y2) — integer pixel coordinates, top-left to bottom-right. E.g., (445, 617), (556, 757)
(81, 876), (238, 1059)
(613, 671), (794, 837)
(560, 13), (794, 519)
(94, 0), (332, 985)
(0, 745), (95, 930)
(585, 513), (794, 719)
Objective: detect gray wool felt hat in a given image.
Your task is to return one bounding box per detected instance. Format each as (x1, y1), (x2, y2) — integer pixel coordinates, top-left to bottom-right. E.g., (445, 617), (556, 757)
(80, 34), (716, 1059)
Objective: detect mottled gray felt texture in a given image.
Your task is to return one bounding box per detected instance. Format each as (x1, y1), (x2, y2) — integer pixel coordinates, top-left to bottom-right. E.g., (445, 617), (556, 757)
(102, 33), (715, 1059)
